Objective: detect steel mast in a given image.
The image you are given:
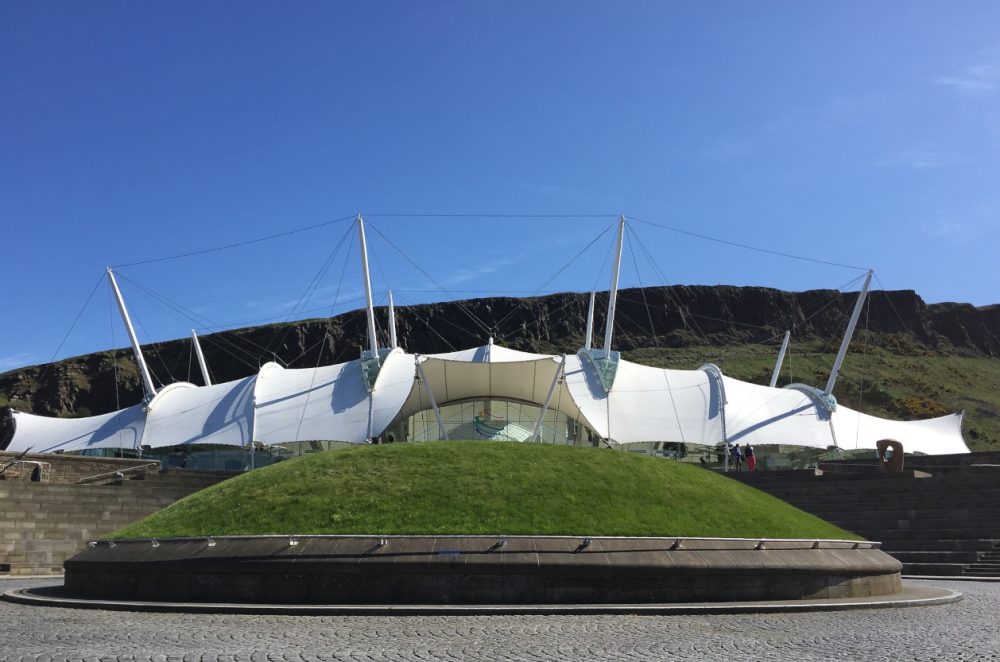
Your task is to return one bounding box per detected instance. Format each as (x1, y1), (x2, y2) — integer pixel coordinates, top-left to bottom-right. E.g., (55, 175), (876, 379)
(583, 291), (596, 351)
(357, 215), (379, 355)
(387, 289), (398, 349)
(190, 329), (212, 386)
(824, 270), (873, 396)
(602, 216), (626, 357)
(107, 268), (157, 399)
(769, 330), (791, 388)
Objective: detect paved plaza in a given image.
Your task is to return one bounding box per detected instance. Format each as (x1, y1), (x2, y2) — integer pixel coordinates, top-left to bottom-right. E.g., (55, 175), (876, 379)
(1, 578), (998, 661)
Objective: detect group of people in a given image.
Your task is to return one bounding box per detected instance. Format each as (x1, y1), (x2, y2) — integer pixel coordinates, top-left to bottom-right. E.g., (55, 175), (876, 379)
(729, 443), (756, 471)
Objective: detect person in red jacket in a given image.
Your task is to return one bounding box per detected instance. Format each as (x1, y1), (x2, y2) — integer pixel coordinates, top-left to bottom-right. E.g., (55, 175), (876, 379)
(744, 443), (756, 471)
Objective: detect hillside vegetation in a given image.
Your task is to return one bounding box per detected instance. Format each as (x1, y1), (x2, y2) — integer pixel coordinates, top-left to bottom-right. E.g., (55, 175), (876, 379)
(110, 442), (856, 540)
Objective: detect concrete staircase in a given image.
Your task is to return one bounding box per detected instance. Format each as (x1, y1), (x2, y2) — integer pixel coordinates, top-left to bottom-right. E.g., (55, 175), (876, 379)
(1, 466), (236, 576)
(728, 464), (1000, 577)
(963, 545), (1000, 577)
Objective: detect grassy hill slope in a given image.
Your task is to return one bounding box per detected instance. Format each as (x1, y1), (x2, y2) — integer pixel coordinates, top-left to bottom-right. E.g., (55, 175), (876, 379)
(110, 442), (857, 540)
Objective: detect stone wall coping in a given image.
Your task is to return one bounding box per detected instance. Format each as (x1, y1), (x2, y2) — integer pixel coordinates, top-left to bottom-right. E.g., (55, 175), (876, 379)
(93, 533), (881, 550)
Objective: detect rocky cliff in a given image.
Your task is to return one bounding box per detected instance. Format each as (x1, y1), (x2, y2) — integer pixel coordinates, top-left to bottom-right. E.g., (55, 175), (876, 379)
(1, 285), (999, 449)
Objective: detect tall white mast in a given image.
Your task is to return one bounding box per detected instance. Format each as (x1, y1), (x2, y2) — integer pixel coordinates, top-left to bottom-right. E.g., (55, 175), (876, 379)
(387, 289), (398, 349)
(824, 270), (873, 396)
(583, 291), (596, 351)
(107, 267), (157, 398)
(357, 215), (379, 355)
(602, 216), (626, 357)
(769, 330), (791, 388)
(190, 329), (212, 386)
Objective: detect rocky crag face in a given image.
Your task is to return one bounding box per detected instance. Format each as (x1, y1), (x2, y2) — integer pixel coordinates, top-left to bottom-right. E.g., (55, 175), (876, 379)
(2, 285), (998, 449)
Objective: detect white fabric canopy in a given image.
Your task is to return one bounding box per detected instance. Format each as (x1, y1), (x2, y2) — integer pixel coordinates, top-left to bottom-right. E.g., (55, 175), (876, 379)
(831, 407), (967, 455)
(7, 404), (145, 454)
(562, 355), (724, 445)
(141, 377), (256, 448)
(395, 344), (574, 421)
(722, 377), (837, 449)
(5, 342), (970, 455)
(253, 348), (415, 444)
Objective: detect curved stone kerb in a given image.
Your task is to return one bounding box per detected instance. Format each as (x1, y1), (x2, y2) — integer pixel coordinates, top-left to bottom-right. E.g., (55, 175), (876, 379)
(64, 535), (902, 605)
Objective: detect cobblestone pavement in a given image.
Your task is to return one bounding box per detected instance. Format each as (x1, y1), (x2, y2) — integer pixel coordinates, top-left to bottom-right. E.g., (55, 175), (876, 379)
(1, 578), (998, 661)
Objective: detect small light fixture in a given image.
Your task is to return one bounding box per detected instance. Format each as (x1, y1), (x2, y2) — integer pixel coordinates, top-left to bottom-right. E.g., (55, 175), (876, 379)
(670, 539), (683, 551)
(108, 541), (117, 548)
(575, 537), (592, 553)
(207, 537), (217, 547)
(288, 536), (299, 546)
(755, 540), (766, 550)
(151, 540), (160, 548)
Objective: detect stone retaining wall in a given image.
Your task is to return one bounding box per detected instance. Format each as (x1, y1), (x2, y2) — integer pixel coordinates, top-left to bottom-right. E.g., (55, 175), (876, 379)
(64, 535), (903, 605)
(0, 470), (234, 575)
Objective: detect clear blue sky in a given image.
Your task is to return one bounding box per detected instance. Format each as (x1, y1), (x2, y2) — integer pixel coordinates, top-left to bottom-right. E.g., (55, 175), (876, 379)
(2, 2), (999, 372)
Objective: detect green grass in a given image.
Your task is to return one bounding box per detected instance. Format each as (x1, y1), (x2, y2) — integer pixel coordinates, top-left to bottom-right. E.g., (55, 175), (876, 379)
(110, 442), (856, 540)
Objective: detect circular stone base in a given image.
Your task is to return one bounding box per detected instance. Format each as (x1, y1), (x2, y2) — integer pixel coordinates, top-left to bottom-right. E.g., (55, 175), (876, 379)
(63, 535), (903, 605)
(3, 583), (958, 615)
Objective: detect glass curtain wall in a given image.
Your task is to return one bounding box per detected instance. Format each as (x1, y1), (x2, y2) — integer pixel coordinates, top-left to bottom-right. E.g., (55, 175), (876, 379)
(408, 399), (584, 445)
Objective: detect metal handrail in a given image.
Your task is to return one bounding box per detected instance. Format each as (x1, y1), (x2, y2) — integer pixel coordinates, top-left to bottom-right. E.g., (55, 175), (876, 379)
(76, 462), (160, 484)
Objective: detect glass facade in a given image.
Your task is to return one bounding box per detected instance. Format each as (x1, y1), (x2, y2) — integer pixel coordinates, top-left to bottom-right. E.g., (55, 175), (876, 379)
(402, 399), (589, 445)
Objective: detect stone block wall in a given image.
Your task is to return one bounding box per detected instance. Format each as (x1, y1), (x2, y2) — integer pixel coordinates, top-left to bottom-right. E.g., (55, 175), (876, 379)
(0, 470), (233, 575)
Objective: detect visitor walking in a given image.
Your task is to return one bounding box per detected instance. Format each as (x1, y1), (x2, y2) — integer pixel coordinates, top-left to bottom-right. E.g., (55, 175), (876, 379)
(730, 444), (743, 471)
(745, 443), (756, 471)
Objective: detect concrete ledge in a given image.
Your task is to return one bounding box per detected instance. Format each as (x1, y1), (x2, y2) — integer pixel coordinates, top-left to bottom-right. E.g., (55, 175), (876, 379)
(63, 535), (903, 605)
(1, 582), (959, 615)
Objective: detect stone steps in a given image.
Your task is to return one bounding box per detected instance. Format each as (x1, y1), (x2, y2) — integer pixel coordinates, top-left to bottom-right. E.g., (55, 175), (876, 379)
(901, 562), (969, 576)
(733, 467), (1000, 577)
(889, 551), (982, 564)
(829, 518), (1000, 532)
(881, 539), (999, 552)
(805, 507), (1000, 521)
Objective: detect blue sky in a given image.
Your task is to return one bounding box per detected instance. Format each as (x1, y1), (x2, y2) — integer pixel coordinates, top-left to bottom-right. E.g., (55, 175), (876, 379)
(2, 2), (999, 372)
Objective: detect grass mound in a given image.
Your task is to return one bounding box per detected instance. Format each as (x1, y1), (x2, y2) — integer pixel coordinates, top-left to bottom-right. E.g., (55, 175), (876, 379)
(111, 442), (856, 540)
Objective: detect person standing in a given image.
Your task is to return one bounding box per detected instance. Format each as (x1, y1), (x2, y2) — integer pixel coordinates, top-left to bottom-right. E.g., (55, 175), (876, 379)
(730, 444), (743, 471)
(745, 443), (756, 471)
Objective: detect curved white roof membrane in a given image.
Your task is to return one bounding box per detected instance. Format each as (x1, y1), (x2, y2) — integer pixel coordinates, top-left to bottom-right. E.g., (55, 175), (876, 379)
(254, 348), (415, 444)
(722, 377), (837, 449)
(5, 342), (970, 455)
(7, 404), (145, 454)
(831, 407), (967, 456)
(563, 355), (724, 445)
(396, 346), (570, 421)
(426, 344), (552, 364)
(141, 377), (256, 448)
